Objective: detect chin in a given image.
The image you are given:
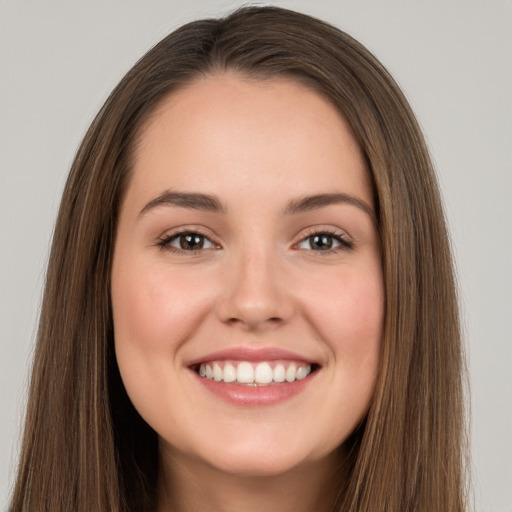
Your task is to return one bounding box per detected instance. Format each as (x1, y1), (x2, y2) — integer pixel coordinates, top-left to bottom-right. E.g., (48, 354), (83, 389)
(205, 451), (307, 478)
(193, 432), (329, 478)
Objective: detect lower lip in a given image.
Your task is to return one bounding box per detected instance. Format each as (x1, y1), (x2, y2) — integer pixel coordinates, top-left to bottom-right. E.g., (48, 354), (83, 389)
(191, 370), (318, 406)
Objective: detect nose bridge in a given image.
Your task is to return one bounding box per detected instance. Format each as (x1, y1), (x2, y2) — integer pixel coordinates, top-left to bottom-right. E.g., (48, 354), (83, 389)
(217, 240), (292, 329)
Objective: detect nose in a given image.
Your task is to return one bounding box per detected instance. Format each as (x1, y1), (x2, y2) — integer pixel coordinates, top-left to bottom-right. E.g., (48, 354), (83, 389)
(216, 249), (294, 331)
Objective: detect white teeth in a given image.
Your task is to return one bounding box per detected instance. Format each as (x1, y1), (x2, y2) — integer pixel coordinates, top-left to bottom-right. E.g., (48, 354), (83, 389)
(296, 365), (309, 380)
(273, 364), (286, 382)
(223, 363), (237, 382)
(237, 362), (255, 383)
(197, 361), (313, 385)
(213, 363), (223, 382)
(285, 363), (297, 382)
(254, 362), (273, 384)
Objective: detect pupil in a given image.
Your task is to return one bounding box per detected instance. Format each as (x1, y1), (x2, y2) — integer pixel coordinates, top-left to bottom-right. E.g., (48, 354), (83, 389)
(180, 234), (204, 250)
(311, 234), (332, 250)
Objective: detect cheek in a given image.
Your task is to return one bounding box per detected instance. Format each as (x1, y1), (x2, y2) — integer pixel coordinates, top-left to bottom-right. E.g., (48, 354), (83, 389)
(304, 265), (384, 353)
(111, 259), (220, 432)
(112, 262), (212, 352)
(301, 264), (383, 413)
(110, 260), (214, 407)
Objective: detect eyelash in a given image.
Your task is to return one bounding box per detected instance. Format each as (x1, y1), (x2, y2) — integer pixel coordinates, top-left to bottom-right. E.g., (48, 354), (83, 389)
(156, 229), (217, 254)
(296, 228), (354, 255)
(156, 228), (354, 255)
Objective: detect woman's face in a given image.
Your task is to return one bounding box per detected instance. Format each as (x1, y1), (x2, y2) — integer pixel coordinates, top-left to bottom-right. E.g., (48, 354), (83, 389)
(111, 74), (384, 477)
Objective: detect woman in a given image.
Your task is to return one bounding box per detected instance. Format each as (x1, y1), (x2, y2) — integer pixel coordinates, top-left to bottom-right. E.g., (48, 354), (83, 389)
(9, 6), (467, 511)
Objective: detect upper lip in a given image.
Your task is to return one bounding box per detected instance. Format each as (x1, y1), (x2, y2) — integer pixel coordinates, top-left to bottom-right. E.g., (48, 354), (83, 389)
(187, 347), (318, 367)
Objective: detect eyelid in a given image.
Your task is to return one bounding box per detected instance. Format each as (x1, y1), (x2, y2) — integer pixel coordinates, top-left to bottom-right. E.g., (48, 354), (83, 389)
(293, 226), (354, 252)
(157, 225), (219, 240)
(156, 226), (221, 252)
(155, 225), (353, 254)
(168, 233), (215, 249)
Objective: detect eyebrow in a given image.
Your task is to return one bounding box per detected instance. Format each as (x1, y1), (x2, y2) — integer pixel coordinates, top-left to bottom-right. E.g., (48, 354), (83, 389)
(139, 191), (226, 216)
(139, 190), (375, 219)
(283, 193), (375, 219)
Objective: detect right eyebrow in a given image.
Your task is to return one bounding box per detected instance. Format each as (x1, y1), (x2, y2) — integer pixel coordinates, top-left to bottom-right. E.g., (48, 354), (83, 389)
(283, 193), (376, 220)
(138, 190), (226, 217)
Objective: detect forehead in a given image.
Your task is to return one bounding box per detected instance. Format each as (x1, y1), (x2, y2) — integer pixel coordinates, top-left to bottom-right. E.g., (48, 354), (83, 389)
(127, 72), (371, 210)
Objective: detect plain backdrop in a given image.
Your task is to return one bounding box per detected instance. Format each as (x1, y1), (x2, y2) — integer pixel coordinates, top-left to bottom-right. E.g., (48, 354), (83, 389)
(1, 0), (511, 510)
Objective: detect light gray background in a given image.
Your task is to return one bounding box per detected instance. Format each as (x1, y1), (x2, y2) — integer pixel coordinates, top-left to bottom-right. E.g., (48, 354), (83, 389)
(1, 0), (510, 510)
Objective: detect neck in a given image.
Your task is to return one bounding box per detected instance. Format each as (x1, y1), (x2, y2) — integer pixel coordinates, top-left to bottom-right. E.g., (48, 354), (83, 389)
(156, 446), (347, 512)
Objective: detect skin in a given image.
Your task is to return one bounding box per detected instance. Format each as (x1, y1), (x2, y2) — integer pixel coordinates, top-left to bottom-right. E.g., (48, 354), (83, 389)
(111, 73), (384, 512)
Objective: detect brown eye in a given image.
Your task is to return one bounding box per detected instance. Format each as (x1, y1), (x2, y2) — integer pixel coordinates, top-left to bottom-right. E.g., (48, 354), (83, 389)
(309, 234), (336, 250)
(299, 233), (340, 251)
(161, 232), (215, 251)
(179, 234), (206, 250)
(297, 231), (353, 252)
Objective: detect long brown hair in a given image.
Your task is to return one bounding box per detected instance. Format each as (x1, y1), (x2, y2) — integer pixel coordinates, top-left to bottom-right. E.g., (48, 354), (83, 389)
(10, 6), (467, 511)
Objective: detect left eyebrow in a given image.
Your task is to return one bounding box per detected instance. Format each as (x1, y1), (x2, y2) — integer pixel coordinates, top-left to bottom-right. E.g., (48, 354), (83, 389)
(138, 190), (226, 217)
(283, 193), (376, 219)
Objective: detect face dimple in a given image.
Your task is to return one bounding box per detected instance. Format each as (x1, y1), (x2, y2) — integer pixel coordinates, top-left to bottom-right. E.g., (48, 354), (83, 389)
(111, 72), (383, 479)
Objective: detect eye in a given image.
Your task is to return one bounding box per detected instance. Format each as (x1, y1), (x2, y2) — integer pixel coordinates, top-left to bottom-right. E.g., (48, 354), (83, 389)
(297, 231), (353, 252)
(158, 231), (216, 252)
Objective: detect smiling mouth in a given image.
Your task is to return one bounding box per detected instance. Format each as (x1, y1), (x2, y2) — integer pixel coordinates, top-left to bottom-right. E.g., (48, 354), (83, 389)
(192, 360), (320, 386)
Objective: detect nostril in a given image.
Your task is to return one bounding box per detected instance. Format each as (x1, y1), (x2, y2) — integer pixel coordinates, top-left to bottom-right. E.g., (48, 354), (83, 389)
(225, 315), (284, 331)
(216, 280), (295, 329)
